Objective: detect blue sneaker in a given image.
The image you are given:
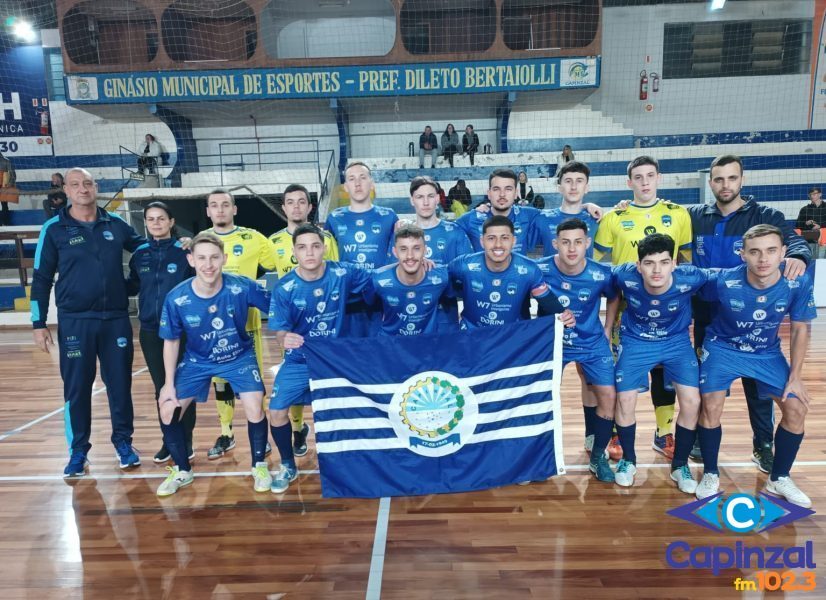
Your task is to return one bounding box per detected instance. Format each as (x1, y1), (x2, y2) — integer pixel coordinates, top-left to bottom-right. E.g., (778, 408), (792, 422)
(63, 452), (89, 478)
(270, 464), (298, 494)
(115, 442), (141, 469)
(589, 454), (615, 483)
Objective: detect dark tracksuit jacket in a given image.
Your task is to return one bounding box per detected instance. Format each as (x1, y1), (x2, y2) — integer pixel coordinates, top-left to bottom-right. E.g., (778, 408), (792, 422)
(688, 199), (811, 446)
(31, 206), (145, 454)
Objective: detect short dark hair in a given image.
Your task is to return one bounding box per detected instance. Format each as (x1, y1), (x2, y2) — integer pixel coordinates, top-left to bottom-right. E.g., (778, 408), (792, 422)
(144, 201), (173, 219)
(557, 160), (591, 184)
(345, 161), (371, 176)
(488, 168), (518, 187)
(395, 224), (425, 243)
(709, 154), (743, 177)
(627, 155), (659, 179)
(637, 233), (674, 260)
(556, 218), (589, 236)
(206, 189), (234, 205)
(292, 223), (324, 245)
(482, 215), (514, 234)
(809, 186), (822, 195)
(742, 224), (783, 246)
(283, 184), (310, 203)
(410, 176), (438, 196)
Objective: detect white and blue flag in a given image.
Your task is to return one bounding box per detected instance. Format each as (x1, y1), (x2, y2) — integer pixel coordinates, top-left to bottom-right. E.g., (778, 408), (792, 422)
(304, 318), (565, 498)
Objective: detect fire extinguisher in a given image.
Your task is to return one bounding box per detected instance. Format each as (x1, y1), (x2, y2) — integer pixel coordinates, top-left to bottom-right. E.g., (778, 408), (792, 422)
(639, 70), (648, 101)
(39, 108), (50, 135)
(651, 72), (660, 93)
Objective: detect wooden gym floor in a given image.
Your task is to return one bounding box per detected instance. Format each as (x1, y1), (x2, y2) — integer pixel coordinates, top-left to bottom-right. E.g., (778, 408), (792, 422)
(0, 318), (823, 599)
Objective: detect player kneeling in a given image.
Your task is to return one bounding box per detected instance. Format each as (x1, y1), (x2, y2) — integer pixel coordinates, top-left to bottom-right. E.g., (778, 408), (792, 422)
(156, 233), (273, 496)
(695, 225), (815, 507)
(609, 234), (707, 493)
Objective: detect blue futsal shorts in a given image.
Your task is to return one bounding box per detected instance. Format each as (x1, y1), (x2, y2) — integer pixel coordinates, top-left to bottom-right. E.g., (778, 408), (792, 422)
(614, 336), (699, 393)
(269, 359), (312, 410)
(176, 354), (264, 403)
(563, 338), (615, 387)
(699, 339), (789, 399)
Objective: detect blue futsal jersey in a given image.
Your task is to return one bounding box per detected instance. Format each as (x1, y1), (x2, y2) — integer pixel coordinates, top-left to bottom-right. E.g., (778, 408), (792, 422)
(422, 220), (472, 265)
(454, 205), (539, 254)
(367, 265), (452, 336)
(612, 263), (709, 341)
(267, 261), (371, 362)
(536, 257), (615, 349)
(324, 205), (398, 270)
(159, 273), (270, 364)
(534, 208), (599, 258)
(450, 252), (550, 329)
(700, 264), (816, 353)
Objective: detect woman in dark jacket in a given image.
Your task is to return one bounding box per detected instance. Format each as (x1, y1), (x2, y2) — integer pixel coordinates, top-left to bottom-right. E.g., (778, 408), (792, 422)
(127, 202), (196, 464)
(441, 124), (460, 167)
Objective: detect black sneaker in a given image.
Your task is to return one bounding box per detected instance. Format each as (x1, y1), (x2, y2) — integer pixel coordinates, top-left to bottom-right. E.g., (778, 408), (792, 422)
(689, 440), (703, 463)
(752, 442), (773, 474)
(207, 435), (235, 460)
(293, 423), (310, 458)
(153, 445), (171, 464)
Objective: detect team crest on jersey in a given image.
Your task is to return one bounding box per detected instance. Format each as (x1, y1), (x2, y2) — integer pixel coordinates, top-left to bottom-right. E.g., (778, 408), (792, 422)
(425, 247), (433, 258)
(184, 314), (201, 327)
(355, 231), (367, 243)
(378, 278), (393, 288)
(661, 215), (672, 227)
(621, 220), (634, 231)
(729, 299), (745, 311)
(733, 240), (744, 255)
(228, 285), (243, 295)
(211, 317), (224, 329)
(668, 300), (679, 312)
(490, 291), (501, 302)
(371, 223), (382, 234)
(506, 282), (517, 295)
(174, 295), (191, 306)
(316, 301), (326, 313)
(471, 280), (483, 292)
(562, 282), (571, 290)
(330, 290), (340, 301)
(103, 231), (114, 241)
(516, 265), (528, 275)
(313, 288), (323, 297)
(227, 305), (235, 317)
(775, 299), (787, 312)
(423, 293), (433, 305)
(233, 244), (244, 256)
(208, 304), (217, 313)
(437, 239), (446, 251)
(558, 295), (570, 307)
(166, 263), (177, 274)
(467, 262), (481, 272)
(579, 289), (591, 302)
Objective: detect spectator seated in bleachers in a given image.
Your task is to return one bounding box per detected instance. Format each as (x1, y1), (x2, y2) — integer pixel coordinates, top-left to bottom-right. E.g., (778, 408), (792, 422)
(556, 144), (575, 175)
(441, 124), (461, 168)
(448, 179), (472, 214)
(137, 133), (162, 175)
(419, 126), (439, 169)
(795, 186), (826, 259)
(516, 171), (534, 206)
(43, 173), (67, 218)
(462, 124), (479, 166)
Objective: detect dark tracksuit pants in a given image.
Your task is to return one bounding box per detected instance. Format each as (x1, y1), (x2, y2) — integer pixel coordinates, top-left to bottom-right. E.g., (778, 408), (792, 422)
(693, 300), (774, 448)
(138, 328), (195, 444)
(58, 316), (134, 455)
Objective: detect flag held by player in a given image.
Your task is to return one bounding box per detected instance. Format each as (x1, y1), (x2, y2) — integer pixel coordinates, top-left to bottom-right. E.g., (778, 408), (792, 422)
(303, 318), (565, 498)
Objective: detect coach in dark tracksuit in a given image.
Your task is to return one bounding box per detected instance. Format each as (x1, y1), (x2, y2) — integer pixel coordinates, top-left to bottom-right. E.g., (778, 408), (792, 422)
(127, 201), (195, 464)
(689, 155), (811, 472)
(31, 168), (145, 477)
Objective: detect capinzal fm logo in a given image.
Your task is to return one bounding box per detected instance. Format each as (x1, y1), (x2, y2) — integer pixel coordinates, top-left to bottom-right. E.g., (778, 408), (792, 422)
(665, 492), (816, 575)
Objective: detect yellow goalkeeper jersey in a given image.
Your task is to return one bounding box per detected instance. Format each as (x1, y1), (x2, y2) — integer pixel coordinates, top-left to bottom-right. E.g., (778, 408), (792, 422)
(268, 227), (339, 277)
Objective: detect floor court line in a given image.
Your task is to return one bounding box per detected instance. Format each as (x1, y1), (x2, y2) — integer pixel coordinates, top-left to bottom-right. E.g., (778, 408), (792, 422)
(0, 461), (824, 483)
(0, 366), (149, 442)
(365, 496), (391, 600)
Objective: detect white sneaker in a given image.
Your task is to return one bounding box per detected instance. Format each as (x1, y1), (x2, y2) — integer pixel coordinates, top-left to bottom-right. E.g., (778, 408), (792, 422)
(614, 459), (637, 487)
(695, 472), (720, 500)
(584, 434), (594, 454)
(156, 466), (194, 497)
(670, 465), (698, 494)
(764, 476), (812, 508)
(251, 462), (272, 492)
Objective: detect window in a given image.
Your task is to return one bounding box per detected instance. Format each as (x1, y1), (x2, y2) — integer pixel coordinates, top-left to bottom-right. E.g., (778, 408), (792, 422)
(162, 0), (257, 63)
(62, 0), (158, 66)
(262, 0), (395, 59)
(502, 0), (599, 51)
(400, 0), (496, 56)
(663, 19), (812, 79)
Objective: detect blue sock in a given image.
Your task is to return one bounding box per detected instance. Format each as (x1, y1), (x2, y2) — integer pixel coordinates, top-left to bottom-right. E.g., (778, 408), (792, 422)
(697, 425), (722, 474)
(583, 405), (597, 437)
(247, 418), (269, 466)
(671, 424), (696, 470)
(591, 414), (614, 461)
(615, 422), (637, 464)
(770, 426), (804, 481)
(160, 420), (190, 471)
(270, 422), (295, 469)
